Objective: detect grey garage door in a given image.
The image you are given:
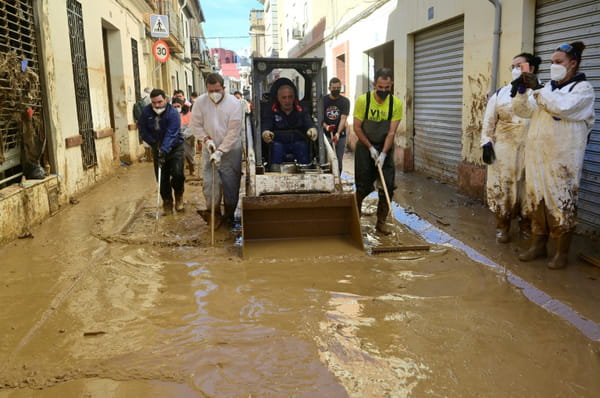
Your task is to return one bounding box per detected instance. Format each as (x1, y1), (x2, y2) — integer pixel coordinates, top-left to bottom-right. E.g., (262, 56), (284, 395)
(535, 0), (600, 234)
(413, 18), (464, 183)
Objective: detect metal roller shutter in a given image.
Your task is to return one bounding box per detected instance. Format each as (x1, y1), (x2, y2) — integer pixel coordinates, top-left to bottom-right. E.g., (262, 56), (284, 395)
(535, 0), (600, 234)
(413, 18), (464, 183)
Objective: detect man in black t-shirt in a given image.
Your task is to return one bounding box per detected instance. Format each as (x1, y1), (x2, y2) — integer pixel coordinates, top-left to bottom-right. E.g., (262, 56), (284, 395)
(322, 77), (350, 173)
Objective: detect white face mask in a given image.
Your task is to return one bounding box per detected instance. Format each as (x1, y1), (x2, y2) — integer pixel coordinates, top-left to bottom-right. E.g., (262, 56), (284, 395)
(550, 64), (567, 82)
(209, 92), (223, 103)
(511, 67), (522, 81)
(174, 107), (181, 113)
(153, 107), (166, 115)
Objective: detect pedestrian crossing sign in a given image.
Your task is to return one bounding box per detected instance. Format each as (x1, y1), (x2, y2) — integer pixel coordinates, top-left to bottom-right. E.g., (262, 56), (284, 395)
(150, 14), (169, 38)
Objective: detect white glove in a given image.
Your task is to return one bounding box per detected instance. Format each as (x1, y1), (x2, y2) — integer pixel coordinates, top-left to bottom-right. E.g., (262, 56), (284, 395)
(262, 130), (274, 143)
(210, 150), (223, 166)
(307, 127), (318, 141)
(375, 152), (387, 167)
(369, 146), (379, 161)
(205, 138), (217, 153)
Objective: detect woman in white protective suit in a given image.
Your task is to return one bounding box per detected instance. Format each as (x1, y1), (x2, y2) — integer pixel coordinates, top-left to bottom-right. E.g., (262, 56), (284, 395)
(512, 41), (595, 269)
(481, 52), (541, 243)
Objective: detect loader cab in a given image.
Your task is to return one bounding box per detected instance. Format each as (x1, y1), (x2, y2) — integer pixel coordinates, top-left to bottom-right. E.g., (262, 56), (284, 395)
(249, 58), (325, 173)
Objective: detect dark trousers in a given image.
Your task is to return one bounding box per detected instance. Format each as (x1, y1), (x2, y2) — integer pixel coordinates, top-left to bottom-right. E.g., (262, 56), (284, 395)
(354, 141), (395, 198)
(152, 143), (185, 201)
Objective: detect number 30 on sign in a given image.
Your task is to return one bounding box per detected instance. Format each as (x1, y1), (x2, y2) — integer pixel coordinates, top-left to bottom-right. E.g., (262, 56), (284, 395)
(152, 40), (170, 63)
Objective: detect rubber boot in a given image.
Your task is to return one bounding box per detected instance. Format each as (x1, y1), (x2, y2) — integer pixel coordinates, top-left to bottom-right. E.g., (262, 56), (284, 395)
(162, 199), (173, 214)
(356, 192), (367, 217)
(518, 216), (531, 240)
(495, 213), (511, 244)
(548, 232), (572, 269)
(375, 195), (392, 235)
(197, 207), (222, 229)
(175, 193), (184, 212)
(222, 204), (236, 228)
(518, 234), (548, 261)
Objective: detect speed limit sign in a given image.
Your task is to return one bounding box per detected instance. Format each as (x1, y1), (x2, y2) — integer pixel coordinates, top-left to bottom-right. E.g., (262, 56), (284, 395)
(152, 40), (170, 63)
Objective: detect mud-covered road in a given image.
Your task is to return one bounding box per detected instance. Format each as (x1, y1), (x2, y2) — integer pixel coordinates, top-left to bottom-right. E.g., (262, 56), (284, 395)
(1, 162), (599, 397)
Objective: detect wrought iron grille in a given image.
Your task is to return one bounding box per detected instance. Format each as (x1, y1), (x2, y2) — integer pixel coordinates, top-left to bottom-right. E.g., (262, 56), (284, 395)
(67, 0), (97, 169)
(0, 0), (43, 178)
(131, 38), (141, 101)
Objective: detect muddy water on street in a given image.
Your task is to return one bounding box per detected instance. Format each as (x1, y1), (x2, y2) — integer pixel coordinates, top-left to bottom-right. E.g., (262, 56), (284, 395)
(1, 163), (599, 397)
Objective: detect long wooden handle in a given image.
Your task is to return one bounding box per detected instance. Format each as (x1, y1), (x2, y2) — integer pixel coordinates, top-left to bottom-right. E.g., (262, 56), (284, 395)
(376, 162), (392, 217)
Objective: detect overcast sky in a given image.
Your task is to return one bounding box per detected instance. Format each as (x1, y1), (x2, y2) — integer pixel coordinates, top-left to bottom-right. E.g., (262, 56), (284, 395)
(200, 0), (263, 54)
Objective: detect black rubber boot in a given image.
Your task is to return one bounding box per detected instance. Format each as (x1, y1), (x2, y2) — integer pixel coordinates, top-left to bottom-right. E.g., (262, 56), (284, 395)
(162, 199), (173, 214)
(223, 204), (236, 228)
(356, 192), (367, 217)
(375, 194), (392, 235)
(518, 234), (548, 261)
(175, 193), (184, 212)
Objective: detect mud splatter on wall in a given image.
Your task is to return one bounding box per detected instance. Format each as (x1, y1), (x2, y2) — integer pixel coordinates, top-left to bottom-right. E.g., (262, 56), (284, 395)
(462, 73), (490, 164)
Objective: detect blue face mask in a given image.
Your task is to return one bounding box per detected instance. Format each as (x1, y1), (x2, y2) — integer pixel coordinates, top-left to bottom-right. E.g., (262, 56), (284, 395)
(376, 90), (390, 100)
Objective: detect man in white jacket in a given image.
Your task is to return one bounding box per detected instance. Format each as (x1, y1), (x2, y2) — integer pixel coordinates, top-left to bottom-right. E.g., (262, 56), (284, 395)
(191, 73), (243, 228)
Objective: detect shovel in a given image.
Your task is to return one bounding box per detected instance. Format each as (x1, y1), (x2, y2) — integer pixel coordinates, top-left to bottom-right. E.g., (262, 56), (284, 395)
(210, 161), (215, 247)
(374, 162), (429, 254)
(156, 165), (162, 221)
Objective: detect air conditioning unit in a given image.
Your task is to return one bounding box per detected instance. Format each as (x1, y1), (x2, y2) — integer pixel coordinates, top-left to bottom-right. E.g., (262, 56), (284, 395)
(292, 25), (304, 40)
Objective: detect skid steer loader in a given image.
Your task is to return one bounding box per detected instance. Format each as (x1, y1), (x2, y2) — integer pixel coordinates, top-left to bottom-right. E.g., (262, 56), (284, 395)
(241, 57), (363, 258)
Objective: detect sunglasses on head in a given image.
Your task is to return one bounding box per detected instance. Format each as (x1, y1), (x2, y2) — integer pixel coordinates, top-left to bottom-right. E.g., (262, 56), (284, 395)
(556, 43), (579, 60)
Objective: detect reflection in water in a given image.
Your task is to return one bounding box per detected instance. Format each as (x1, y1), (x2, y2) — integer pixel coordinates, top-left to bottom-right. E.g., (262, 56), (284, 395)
(316, 292), (430, 398)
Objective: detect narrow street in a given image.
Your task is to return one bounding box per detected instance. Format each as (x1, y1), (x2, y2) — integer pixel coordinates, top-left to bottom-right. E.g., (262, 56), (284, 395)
(1, 158), (599, 397)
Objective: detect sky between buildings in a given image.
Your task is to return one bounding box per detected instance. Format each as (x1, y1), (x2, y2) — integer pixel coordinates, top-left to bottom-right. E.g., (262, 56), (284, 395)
(201, 0), (263, 56)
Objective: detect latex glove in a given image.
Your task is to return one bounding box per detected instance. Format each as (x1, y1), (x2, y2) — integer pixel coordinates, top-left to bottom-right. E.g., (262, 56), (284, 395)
(369, 146), (379, 161)
(509, 76), (524, 98)
(307, 127), (318, 141)
(375, 152), (387, 167)
(205, 138), (217, 153)
(326, 124), (336, 133)
(210, 150), (223, 166)
(157, 150), (166, 167)
(262, 130), (274, 143)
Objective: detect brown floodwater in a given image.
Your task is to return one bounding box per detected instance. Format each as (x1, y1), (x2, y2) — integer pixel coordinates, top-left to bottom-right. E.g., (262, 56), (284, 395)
(0, 163), (599, 397)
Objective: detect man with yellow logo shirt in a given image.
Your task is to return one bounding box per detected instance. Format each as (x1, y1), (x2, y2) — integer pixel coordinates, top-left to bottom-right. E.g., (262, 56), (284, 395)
(353, 67), (403, 234)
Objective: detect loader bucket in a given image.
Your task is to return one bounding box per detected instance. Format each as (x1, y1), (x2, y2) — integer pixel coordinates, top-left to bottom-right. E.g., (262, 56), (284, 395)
(242, 193), (364, 258)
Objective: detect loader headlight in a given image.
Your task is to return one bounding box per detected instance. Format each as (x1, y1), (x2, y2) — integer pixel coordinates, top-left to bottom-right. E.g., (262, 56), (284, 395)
(257, 62), (267, 72)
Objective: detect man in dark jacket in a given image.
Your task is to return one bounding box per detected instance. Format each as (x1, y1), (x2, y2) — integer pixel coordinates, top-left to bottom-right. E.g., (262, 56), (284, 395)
(261, 78), (317, 167)
(138, 89), (185, 213)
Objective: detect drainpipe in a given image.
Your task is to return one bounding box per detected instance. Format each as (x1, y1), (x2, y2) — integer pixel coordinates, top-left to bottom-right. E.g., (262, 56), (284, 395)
(488, 0), (502, 95)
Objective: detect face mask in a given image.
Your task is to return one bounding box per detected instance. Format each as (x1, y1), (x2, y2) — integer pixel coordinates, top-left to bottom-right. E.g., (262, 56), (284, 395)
(376, 90), (390, 100)
(153, 107), (165, 115)
(550, 64), (567, 81)
(174, 107), (181, 113)
(209, 92), (223, 103)
(511, 67), (522, 81)
(331, 89), (341, 97)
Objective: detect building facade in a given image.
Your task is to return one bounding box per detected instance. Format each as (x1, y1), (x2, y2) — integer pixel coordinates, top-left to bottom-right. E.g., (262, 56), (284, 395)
(273, 0), (599, 235)
(0, 0), (211, 243)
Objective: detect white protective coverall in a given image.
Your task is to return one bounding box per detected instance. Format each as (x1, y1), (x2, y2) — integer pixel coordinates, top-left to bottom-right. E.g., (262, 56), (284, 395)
(512, 76), (595, 235)
(481, 84), (532, 218)
(191, 93), (243, 218)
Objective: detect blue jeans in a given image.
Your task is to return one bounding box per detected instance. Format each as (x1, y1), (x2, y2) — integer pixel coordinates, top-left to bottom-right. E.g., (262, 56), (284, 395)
(270, 132), (310, 164)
